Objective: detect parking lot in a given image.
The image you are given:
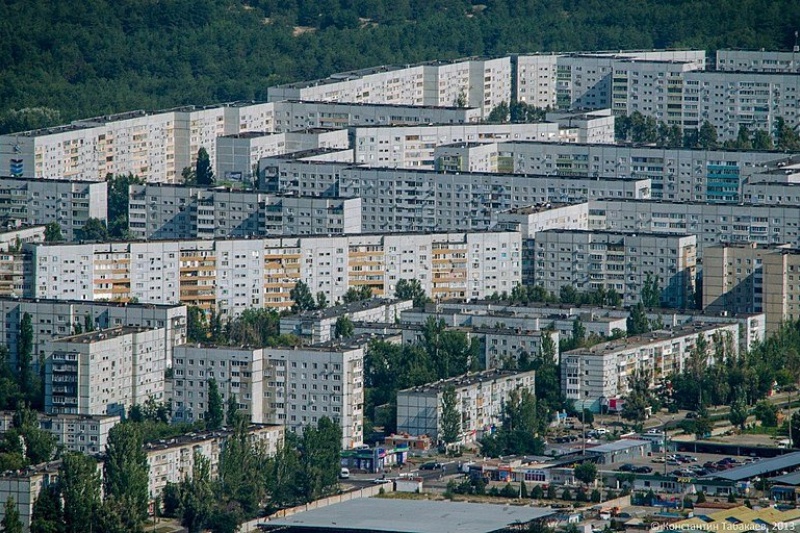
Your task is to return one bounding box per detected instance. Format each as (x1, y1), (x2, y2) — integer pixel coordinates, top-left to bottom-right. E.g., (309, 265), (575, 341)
(602, 450), (757, 477)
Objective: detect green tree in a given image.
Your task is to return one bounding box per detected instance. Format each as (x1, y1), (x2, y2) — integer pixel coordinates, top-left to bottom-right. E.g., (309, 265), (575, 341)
(181, 166), (197, 186)
(296, 417), (342, 503)
(77, 218), (109, 242)
(559, 285), (578, 304)
(440, 385), (460, 445)
(196, 148), (214, 186)
(1, 496), (23, 533)
(180, 453), (214, 533)
(574, 462), (597, 485)
(315, 291), (329, 309)
(487, 101), (510, 122)
(775, 117), (800, 151)
(334, 316), (354, 339)
(107, 174), (143, 238)
(342, 285), (373, 303)
(621, 369), (653, 423)
(205, 378), (224, 430)
(728, 396), (749, 430)
(187, 306), (208, 342)
(43, 223), (63, 243)
(29, 484), (64, 533)
(395, 279), (429, 308)
(753, 400), (778, 427)
(752, 129), (774, 150)
(60, 453), (101, 533)
(17, 312), (33, 391)
(290, 281), (316, 312)
(641, 273), (661, 308)
(627, 302), (651, 335)
(697, 121), (718, 149)
(226, 393), (240, 426)
(104, 423), (150, 532)
(791, 412), (800, 448)
(217, 418), (267, 516)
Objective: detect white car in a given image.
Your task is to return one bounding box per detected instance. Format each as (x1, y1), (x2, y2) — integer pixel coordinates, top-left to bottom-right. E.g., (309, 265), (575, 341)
(595, 428), (608, 435)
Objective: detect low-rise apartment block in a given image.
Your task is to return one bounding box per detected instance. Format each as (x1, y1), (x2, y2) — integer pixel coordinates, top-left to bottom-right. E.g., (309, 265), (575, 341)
(128, 183), (361, 240)
(0, 462), (60, 530)
(145, 424), (283, 501)
(0, 177), (107, 241)
(0, 411), (120, 454)
(406, 300), (764, 352)
(30, 231), (521, 316)
(561, 323), (739, 412)
(171, 341), (365, 449)
(0, 298), (186, 374)
(280, 298), (413, 344)
(396, 368), (536, 444)
(703, 243), (800, 334)
(44, 326), (168, 417)
(534, 229), (697, 308)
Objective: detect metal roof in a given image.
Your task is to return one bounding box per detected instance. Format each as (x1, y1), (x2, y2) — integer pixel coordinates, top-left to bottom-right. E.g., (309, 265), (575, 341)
(585, 439), (650, 454)
(701, 451), (800, 481)
(770, 471), (800, 486)
(260, 499), (555, 533)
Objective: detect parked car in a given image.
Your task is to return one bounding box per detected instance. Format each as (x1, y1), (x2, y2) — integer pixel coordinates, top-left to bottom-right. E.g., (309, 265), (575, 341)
(634, 466), (653, 474)
(618, 464), (636, 472)
(420, 462), (442, 470)
(339, 468), (350, 479)
(652, 457), (665, 463)
(685, 412), (698, 419)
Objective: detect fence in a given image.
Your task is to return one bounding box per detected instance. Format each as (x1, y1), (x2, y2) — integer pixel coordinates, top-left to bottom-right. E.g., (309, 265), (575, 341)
(239, 483), (394, 532)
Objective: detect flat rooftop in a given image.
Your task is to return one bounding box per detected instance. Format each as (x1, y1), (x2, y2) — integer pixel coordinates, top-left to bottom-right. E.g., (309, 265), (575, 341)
(563, 323), (732, 357)
(54, 326), (154, 344)
(143, 424), (282, 451)
(500, 202), (576, 215)
(290, 298), (409, 321)
(400, 368), (534, 395)
(260, 499), (554, 533)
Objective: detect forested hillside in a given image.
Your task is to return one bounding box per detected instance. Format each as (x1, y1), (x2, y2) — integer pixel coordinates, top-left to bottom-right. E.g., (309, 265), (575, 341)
(1, 0), (799, 132)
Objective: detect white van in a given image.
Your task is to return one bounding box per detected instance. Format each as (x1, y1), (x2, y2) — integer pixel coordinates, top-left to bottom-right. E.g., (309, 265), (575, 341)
(339, 467), (350, 479)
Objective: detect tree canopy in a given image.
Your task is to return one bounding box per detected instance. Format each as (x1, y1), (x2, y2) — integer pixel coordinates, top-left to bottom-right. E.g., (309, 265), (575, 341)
(2, 0), (800, 133)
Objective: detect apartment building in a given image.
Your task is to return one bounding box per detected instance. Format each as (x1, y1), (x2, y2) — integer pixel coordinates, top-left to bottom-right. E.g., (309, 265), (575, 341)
(703, 243), (800, 334)
(716, 49), (800, 73)
(353, 123), (560, 168)
(145, 424), (283, 501)
(534, 229), (697, 308)
(0, 462), (60, 530)
(44, 326), (168, 416)
(0, 105), (247, 183)
(433, 142), (503, 173)
(268, 58), (512, 118)
(280, 298), (413, 344)
(170, 344), (267, 425)
(561, 323), (739, 412)
(270, 100), (482, 130)
(546, 109), (617, 144)
(171, 341), (365, 448)
(29, 231), (521, 315)
(401, 303), (618, 346)
(396, 368), (536, 444)
(128, 183), (362, 240)
(406, 300), (765, 352)
(495, 203), (590, 282)
(514, 51), (706, 110)
(493, 141), (780, 202)
(0, 177), (107, 241)
(0, 298), (186, 372)
(265, 163), (650, 232)
(215, 128), (349, 181)
(0, 411), (120, 454)
(587, 198), (800, 258)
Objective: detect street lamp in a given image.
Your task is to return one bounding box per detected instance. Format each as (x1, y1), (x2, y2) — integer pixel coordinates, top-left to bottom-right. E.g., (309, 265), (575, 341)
(650, 414), (674, 477)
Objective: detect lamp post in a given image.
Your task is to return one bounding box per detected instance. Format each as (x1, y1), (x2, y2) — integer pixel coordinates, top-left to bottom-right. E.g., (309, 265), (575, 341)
(650, 415), (674, 477)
